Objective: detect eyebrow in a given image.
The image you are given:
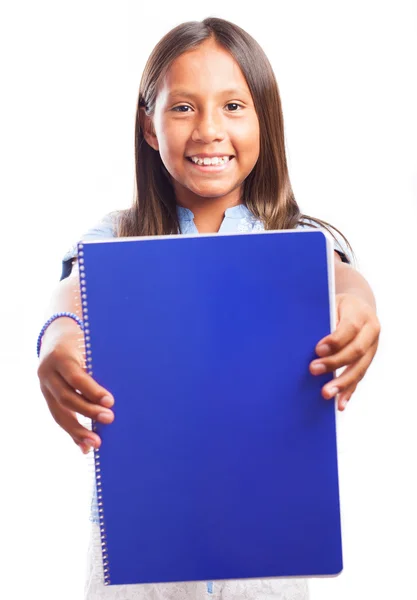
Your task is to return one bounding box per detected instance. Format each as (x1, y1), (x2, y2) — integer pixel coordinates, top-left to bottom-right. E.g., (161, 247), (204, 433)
(167, 88), (252, 100)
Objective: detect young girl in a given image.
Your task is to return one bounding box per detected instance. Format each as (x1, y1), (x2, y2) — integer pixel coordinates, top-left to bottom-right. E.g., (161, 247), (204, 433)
(37, 17), (381, 600)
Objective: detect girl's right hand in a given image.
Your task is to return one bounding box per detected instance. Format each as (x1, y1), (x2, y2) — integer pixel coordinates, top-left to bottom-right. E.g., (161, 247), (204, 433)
(37, 318), (114, 453)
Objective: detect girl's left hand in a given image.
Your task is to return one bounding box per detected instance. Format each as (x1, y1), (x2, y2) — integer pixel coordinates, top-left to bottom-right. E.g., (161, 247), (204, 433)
(309, 293), (381, 411)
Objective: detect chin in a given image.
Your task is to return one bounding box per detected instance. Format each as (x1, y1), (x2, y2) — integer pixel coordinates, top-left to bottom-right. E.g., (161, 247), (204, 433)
(188, 185), (235, 199)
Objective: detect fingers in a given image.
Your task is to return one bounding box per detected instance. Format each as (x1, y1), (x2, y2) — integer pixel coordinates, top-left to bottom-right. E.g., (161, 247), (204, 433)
(312, 337), (378, 401)
(336, 383), (357, 411)
(38, 351), (115, 452)
(316, 312), (367, 356)
(58, 358), (114, 409)
(310, 322), (378, 377)
(48, 370), (115, 424)
(310, 296), (381, 406)
(328, 338), (378, 394)
(40, 383), (101, 451)
(315, 301), (380, 361)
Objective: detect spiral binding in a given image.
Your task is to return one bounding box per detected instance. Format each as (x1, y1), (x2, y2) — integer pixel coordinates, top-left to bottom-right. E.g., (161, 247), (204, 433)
(77, 242), (111, 586)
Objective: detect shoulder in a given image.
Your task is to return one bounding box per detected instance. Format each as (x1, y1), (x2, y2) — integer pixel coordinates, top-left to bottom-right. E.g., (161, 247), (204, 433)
(60, 211), (121, 280)
(64, 211), (120, 254)
(81, 210), (121, 239)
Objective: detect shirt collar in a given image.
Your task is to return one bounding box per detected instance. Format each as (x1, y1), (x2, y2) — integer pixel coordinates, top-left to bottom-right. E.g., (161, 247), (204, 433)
(176, 204), (253, 223)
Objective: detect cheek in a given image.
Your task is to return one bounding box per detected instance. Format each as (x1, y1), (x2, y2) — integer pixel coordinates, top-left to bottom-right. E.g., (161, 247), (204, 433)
(234, 119), (260, 160)
(157, 122), (188, 167)
(234, 117), (259, 146)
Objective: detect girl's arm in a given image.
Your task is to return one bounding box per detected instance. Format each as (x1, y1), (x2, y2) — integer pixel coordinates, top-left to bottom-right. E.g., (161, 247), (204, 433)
(37, 259), (114, 453)
(334, 257), (377, 311)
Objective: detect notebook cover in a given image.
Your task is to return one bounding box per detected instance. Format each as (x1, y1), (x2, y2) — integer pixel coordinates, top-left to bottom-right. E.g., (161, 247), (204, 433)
(78, 229), (343, 586)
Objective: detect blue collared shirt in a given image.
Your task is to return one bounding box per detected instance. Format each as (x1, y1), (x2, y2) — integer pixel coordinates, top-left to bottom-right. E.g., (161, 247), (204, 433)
(61, 204), (351, 280)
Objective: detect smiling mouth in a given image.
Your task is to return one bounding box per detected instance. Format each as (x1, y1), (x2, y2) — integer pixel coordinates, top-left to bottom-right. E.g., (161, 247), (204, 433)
(186, 156), (234, 166)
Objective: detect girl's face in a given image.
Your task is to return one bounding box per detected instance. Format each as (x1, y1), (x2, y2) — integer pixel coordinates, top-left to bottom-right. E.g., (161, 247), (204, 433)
(142, 39), (260, 206)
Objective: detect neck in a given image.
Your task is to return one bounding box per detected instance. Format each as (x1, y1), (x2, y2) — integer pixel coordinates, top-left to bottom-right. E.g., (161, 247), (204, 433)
(175, 193), (243, 233)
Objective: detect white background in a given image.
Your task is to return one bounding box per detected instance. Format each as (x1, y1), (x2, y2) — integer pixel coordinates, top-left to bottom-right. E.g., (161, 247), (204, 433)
(1, 1), (416, 598)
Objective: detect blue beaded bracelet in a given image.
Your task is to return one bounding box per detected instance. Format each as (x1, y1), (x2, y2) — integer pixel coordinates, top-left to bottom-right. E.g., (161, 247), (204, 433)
(37, 312), (84, 358)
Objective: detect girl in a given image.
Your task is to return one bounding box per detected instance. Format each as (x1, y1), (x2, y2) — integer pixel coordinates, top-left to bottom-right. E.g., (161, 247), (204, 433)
(37, 17), (381, 600)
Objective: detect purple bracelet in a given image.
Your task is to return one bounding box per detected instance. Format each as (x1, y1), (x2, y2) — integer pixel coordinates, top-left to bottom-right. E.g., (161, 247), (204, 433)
(37, 312), (84, 358)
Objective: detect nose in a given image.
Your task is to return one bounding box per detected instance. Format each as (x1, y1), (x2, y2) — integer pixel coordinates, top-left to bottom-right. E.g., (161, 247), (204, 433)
(191, 108), (225, 144)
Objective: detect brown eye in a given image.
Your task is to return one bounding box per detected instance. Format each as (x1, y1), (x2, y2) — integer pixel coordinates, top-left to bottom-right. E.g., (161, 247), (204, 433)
(172, 105), (192, 112)
(226, 103), (242, 111)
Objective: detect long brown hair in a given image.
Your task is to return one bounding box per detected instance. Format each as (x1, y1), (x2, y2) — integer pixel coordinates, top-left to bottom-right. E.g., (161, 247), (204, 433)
(118, 17), (355, 264)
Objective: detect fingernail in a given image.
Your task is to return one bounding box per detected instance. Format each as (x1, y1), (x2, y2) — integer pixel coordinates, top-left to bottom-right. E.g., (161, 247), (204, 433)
(326, 386), (339, 397)
(97, 411), (114, 423)
(80, 439), (95, 453)
(311, 363), (326, 374)
(100, 395), (114, 407)
(317, 344), (331, 356)
(341, 398), (348, 409)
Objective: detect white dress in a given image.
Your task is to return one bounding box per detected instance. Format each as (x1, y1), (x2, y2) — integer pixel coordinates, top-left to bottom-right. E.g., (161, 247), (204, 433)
(63, 205), (351, 600)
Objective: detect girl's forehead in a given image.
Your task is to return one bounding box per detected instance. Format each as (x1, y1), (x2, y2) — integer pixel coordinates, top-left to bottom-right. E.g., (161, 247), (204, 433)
(159, 41), (249, 96)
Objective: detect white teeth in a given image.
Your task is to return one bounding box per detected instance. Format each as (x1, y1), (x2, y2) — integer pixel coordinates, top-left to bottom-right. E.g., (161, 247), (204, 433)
(190, 156), (230, 166)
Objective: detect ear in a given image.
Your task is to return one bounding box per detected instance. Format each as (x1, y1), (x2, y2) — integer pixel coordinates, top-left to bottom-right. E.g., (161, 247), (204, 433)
(139, 107), (159, 151)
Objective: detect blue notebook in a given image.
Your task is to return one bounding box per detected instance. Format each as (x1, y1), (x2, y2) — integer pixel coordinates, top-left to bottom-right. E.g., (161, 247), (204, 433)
(77, 228), (343, 586)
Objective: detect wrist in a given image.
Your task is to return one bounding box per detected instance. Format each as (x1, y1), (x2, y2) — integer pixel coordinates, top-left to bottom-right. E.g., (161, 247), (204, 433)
(336, 289), (377, 312)
(37, 312), (84, 358)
